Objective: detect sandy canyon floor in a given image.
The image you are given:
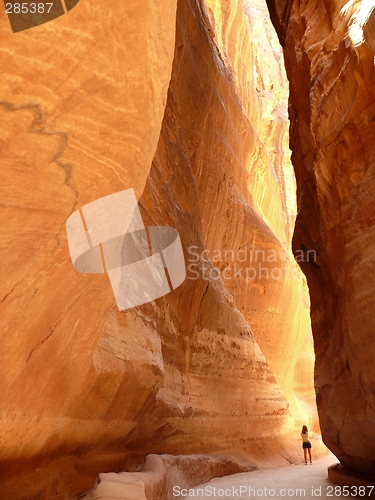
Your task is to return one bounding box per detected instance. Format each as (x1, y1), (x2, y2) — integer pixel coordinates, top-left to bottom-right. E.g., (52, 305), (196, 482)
(185, 454), (356, 500)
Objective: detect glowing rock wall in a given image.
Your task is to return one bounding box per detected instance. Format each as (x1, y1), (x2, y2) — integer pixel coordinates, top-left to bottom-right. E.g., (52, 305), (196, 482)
(0, 0), (316, 496)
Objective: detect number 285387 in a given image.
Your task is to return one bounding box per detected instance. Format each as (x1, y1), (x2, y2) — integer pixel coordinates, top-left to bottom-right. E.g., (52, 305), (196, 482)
(6, 3), (54, 14)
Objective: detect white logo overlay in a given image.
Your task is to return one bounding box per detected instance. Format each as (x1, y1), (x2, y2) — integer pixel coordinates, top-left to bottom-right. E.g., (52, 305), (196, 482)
(66, 189), (186, 310)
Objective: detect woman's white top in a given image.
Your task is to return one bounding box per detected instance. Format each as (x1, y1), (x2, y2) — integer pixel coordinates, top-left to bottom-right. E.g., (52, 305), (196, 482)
(301, 432), (309, 442)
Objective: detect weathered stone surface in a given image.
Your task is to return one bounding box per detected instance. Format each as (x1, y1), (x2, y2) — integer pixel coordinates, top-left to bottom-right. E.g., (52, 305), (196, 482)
(327, 464), (375, 495)
(0, 0), (178, 496)
(0, 0), (317, 497)
(267, 0), (375, 478)
(89, 454), (254, 500)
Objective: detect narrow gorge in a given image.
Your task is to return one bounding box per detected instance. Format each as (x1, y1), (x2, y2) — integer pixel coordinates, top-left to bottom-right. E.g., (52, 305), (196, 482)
(0, 0), (374, 498)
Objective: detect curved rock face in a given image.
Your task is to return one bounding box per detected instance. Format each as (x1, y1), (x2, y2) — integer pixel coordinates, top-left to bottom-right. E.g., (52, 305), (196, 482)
(267, 0), (375, 477)
(1, 0), (316, 497)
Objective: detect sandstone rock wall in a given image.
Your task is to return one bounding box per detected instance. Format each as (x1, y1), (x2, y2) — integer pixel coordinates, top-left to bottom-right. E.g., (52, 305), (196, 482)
(137, 0), (314, 455)
(0, 0), (178, 496)
(0, 0), (317, 497)
(266, 0), (375, 478)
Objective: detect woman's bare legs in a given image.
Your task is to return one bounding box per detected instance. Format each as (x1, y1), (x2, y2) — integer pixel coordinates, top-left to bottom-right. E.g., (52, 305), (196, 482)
(304, 449), (307, 463)
(308, 448), (312, 463)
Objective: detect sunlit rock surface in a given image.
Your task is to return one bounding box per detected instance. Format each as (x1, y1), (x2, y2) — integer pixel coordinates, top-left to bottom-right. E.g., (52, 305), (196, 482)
(0, 0), (316, 497)
(267, 0), (375, 478)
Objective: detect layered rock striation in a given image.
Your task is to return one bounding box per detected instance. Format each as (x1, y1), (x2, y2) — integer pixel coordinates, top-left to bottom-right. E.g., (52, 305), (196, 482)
(267, 0), (375, 478)
(1, 0), (317, 497)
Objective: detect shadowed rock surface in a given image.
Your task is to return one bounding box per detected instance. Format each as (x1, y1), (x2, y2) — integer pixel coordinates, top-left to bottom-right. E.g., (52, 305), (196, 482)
(267, 0), (375, 479)
(0, 0), (333, 498)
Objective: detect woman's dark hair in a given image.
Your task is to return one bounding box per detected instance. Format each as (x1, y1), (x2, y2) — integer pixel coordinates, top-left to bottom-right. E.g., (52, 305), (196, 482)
(302, 425), (308, 434)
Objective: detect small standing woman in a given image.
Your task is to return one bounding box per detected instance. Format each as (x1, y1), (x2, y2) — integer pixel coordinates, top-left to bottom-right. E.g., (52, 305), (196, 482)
(301, 425), (312, 464)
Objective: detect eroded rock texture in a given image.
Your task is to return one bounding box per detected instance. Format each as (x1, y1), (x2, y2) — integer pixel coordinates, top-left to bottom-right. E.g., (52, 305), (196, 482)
(267, 0), (375, 478)
(1, 0), (316, 497)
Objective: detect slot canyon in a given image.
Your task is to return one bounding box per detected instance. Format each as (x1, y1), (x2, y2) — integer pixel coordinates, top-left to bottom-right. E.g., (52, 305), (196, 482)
(0, 0), (374, 498)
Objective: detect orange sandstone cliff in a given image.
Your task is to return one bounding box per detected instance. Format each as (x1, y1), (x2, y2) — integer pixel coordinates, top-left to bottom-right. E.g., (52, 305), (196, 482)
(0, 0), (317, 497)
(267, 0), (375, 478)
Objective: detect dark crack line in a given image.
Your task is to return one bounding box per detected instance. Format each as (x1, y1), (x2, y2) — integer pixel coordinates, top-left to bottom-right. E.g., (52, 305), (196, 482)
(26, 330), (54, 363)
(0, 101), (80, 210)
(199, 281), (209, 309)
(0, 282), (19, 304)
(0, 101), (80, 268)
(97, 344), (127, 362)
(26, 311), (65, 362)
(24, 290), (83, 380)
